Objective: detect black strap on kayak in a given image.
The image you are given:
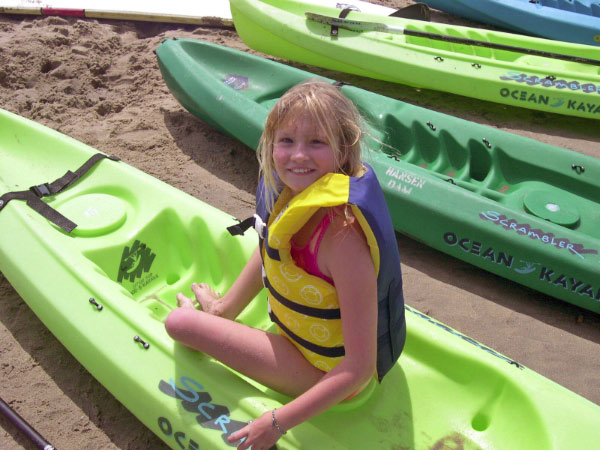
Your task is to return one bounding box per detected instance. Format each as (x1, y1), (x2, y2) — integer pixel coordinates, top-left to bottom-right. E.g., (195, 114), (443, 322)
(0, 153), (120, 233)
(333, 81), (352, 88)
(331, 6), (357, 36)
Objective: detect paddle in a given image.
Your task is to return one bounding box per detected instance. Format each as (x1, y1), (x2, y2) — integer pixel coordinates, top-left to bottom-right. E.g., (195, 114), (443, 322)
(305, 12), (600, 67)
(0, 395), (55, 450)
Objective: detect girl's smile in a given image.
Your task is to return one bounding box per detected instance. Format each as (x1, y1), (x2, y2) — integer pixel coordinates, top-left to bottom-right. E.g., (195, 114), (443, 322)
(273, 115), (336, 196)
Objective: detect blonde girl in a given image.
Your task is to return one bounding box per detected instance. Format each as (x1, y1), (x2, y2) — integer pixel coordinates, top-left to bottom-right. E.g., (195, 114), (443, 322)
(165, 79), (405, 450)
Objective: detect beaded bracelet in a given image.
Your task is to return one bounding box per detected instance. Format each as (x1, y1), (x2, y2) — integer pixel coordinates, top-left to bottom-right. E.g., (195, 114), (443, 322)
(271, 409), (286, 435)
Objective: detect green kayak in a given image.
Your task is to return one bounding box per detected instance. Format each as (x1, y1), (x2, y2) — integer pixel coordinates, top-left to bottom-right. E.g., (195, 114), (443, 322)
(156, 38), (600, 314)
(1, 108), (599, 449)
(229, 0), (600, 120)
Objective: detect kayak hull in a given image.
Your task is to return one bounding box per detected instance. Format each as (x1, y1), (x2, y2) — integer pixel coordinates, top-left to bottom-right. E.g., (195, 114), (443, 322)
(422, 0), (600, 47)
(230, 0), (600, 119)
(157, 38), (600, 314)
(1, 108), (600, 448)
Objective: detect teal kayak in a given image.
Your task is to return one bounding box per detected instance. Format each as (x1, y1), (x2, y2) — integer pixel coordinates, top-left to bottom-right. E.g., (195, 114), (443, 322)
(156, 38), (600, 314)
(1, 108), (600, 449)
(229, 0), (600, 119)
(422, 0), (600, 47)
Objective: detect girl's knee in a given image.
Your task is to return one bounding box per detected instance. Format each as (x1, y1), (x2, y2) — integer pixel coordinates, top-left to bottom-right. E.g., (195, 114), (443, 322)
(165, 307), (196, 340)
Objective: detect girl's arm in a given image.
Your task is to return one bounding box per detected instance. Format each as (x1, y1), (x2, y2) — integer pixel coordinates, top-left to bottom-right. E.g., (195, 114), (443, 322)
(193, 246), (265, 320)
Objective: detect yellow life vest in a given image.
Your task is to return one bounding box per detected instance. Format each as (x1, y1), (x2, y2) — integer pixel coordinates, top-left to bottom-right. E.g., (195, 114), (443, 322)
(255, 167), (406, 380)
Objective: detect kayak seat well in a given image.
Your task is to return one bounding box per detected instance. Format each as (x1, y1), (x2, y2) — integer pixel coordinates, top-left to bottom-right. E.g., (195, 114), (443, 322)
(376, 115), (491, 185)
(402, 325), (552, 447)
(82, 208), (268, 326)
(403, 25), (525, 64)
(375, 112), (597, 234)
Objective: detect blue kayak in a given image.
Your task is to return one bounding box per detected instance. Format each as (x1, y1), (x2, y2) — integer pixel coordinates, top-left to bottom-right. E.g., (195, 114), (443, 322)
(422, 0), (600, 46)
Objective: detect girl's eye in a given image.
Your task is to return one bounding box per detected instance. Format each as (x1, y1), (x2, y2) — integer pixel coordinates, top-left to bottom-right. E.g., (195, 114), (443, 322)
(311, 139), (326, 145)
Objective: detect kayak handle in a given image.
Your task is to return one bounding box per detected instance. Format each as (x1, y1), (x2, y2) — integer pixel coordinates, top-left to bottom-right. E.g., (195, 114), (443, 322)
(134, 335), (150, 349)
(89, 297), (103, 310)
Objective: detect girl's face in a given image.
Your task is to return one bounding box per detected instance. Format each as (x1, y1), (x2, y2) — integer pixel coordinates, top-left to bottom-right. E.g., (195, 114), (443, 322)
(273, 114), (337, 196)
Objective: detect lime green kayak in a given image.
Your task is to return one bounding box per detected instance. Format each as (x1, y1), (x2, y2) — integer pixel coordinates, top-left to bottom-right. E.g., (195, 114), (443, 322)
(229, 0), (600, 119)
(156, 38), (600, 314)
(1, 108), (599, 448)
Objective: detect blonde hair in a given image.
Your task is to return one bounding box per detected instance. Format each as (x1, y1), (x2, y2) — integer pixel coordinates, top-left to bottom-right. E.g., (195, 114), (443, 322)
(257, 79), (364, 211)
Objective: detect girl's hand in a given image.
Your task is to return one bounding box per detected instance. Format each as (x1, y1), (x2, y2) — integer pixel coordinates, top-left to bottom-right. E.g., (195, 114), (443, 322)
(228, 411), (281, 450)
(176, 283), (223, 316)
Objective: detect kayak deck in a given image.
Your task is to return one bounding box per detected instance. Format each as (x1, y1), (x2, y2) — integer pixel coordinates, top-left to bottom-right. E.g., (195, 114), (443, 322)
(230, 0), (600, 119)
(1, 108), (599, 448)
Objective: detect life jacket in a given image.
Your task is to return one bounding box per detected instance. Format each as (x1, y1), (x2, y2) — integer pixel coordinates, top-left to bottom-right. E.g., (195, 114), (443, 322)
(249, 164), (406, 382)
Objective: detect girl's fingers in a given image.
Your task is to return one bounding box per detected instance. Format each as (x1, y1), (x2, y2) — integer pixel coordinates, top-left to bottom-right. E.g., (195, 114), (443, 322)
(227, 425), (249, 443)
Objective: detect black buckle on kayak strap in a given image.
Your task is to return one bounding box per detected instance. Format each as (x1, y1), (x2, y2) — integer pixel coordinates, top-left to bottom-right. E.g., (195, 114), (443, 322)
(331, 6), (357, 36)
(30, 182), (52, 197)
(0, 153), (120, 232)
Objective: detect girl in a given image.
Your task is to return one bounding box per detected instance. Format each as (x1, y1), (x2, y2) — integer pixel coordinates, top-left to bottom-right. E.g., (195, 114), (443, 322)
(165, 79), (406, 449)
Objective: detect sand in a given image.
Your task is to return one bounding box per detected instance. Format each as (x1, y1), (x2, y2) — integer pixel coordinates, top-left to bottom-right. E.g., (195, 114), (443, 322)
(0, 1), (599, 449)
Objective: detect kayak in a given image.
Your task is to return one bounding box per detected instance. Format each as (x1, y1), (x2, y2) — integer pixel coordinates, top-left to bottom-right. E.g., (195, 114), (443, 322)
(1, 108), (599, 449)
(229, 0), (600, 120)
(421, 0), (600, 47)
(0, 0), (235, 26)
(156, 38), (600, 314)
(0, 0), (398, 26)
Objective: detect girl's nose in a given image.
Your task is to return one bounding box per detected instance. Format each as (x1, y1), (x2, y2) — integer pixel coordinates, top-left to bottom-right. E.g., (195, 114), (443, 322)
(290, 142), (309, 161)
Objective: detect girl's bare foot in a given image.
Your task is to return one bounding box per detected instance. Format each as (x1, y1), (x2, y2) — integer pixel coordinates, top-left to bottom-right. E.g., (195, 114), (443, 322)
(191, 283), (221, 308)
(176, 293), (196, 309)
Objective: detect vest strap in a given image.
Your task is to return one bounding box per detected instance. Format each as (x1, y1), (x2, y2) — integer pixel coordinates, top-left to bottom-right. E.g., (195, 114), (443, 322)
(264, 276), (341, 319)
(0, 153), (120, 232)
(269, 310), (345, 358)
(227, 214), (267, 238)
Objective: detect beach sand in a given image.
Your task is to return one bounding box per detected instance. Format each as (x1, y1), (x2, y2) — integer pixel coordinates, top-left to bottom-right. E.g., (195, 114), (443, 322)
(1, 1), (599, 448)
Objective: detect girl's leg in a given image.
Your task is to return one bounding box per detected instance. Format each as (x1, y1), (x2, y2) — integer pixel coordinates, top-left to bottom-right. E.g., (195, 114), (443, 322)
(165, 306), (324, 397)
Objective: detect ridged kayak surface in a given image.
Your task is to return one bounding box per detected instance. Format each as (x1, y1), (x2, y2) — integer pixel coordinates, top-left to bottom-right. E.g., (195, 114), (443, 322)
(229, 0), (600, 119)
(157, 38), (600, 314)
(1, 107), (600, 448)
(422, 0), (600, 47)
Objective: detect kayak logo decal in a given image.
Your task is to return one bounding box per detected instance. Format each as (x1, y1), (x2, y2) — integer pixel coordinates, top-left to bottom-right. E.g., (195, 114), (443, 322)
(500, 71), (600, 94)
(157, 376), (279, 449)
(499, 71), (600, 113)
(539, 267), (600, 303)
(223, 74), (248, 91)
(443, 231), (514, 269)
(443, 231), (600, 305)
(479, 211), (598, 259)
(384, 165), (426, 195)
(117, 239), (156, 283)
